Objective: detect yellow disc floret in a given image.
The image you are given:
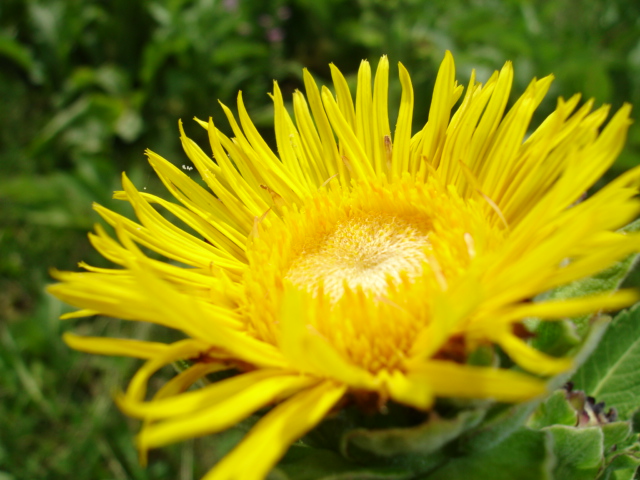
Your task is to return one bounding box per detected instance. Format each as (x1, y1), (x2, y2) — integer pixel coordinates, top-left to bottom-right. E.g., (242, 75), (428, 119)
(242, 177), (506, 373)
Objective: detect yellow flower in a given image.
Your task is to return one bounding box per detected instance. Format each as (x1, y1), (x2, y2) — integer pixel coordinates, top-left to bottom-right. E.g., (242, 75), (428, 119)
(49, 52), (640, 480)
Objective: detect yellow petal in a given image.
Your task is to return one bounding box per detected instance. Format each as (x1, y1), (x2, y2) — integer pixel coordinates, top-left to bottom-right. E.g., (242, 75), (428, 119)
(412, 360), (547, 402)
(203, 381), (346, 480)
(391, 62), (414, 179)
(489, 289), (640, 327)
(322, 85), (375, 180)
(136, 373), (319, 450)
(372, 55), (391, 175)
(123, 338), (211, 403)
(383, 369), (434, 410)
(419, 50), (456, 171)
(302, 68), (343, 181)
(119, 369), (287, 420)
(497, 331), (573, 375)
(355, 59), (374, 165)
(62, 333), (171, 359)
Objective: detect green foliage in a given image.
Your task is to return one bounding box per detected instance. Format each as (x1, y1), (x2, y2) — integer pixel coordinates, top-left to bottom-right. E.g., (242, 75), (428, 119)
(341, 409), (485, 460)
(602, 422), (632, 452)
(276, 447), (416, 480)
(572, 304), (640, 420)
(0, 296), (181, 479)
(527, 390), (577, 429)
(532, 386), (640, 480)
(545, 426), (604, 480)
(426, 429), (554, 480)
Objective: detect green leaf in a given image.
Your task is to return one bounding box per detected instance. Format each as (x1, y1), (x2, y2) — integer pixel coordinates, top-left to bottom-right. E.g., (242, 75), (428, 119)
(602, 422), (633, 452)
(467, 344), (497, 367)
(527, 390), (577, 429)
(612, 470), (638, 480)
(544, 425), (603, 480)
(572, 304), (640, 419)
(115, 108), (143, 143)
(530, 320), (581, 357)
(599, 415), (640, 480)
(599, 453), (640, 480)
(0, 34), (39, 80)
(457, 400), (541, 455)
(425, 428), (554, 480)
(275, 446), (415, 480)
(341, 409), (485, 459)
(631, 409), (640, 433)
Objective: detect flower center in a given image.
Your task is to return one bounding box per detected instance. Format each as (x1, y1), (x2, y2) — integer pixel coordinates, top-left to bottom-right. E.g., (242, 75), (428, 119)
(241, 178), (505, 371)
(286, 215), (431, 300)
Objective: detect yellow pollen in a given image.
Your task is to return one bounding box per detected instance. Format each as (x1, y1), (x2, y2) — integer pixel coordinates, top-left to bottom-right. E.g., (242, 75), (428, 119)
(286, 215), (431, 300)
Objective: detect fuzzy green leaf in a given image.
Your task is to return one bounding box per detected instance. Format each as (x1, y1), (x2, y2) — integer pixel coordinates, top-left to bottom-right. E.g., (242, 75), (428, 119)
(425, 428), (554, 480)
(457, 400), (541, 454)
(341, 409), (485, 459)
(602, 422), (633, 452)
(527, 390), (577, 429)
(530, 320), (581, 357)
(572, 304), (640, 419)
(548, 317), (612, 390)
(544, 425), (603, 480)
(599, 453), (640, 480)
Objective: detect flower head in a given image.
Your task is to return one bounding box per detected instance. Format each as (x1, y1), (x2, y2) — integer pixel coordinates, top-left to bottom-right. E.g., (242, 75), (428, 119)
(49, 52), (640, 480)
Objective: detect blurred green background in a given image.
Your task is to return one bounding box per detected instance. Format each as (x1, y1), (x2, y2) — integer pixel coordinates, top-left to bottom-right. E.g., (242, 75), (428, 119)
(2, 0), (640, 478)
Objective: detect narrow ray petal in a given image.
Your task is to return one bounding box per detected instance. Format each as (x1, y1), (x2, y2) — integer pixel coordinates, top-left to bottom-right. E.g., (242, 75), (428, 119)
(62, 333), (172, 359)
(137, 374), (319, 449)
(413, 361), (547, 401)
(203, 381), (346, 480)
